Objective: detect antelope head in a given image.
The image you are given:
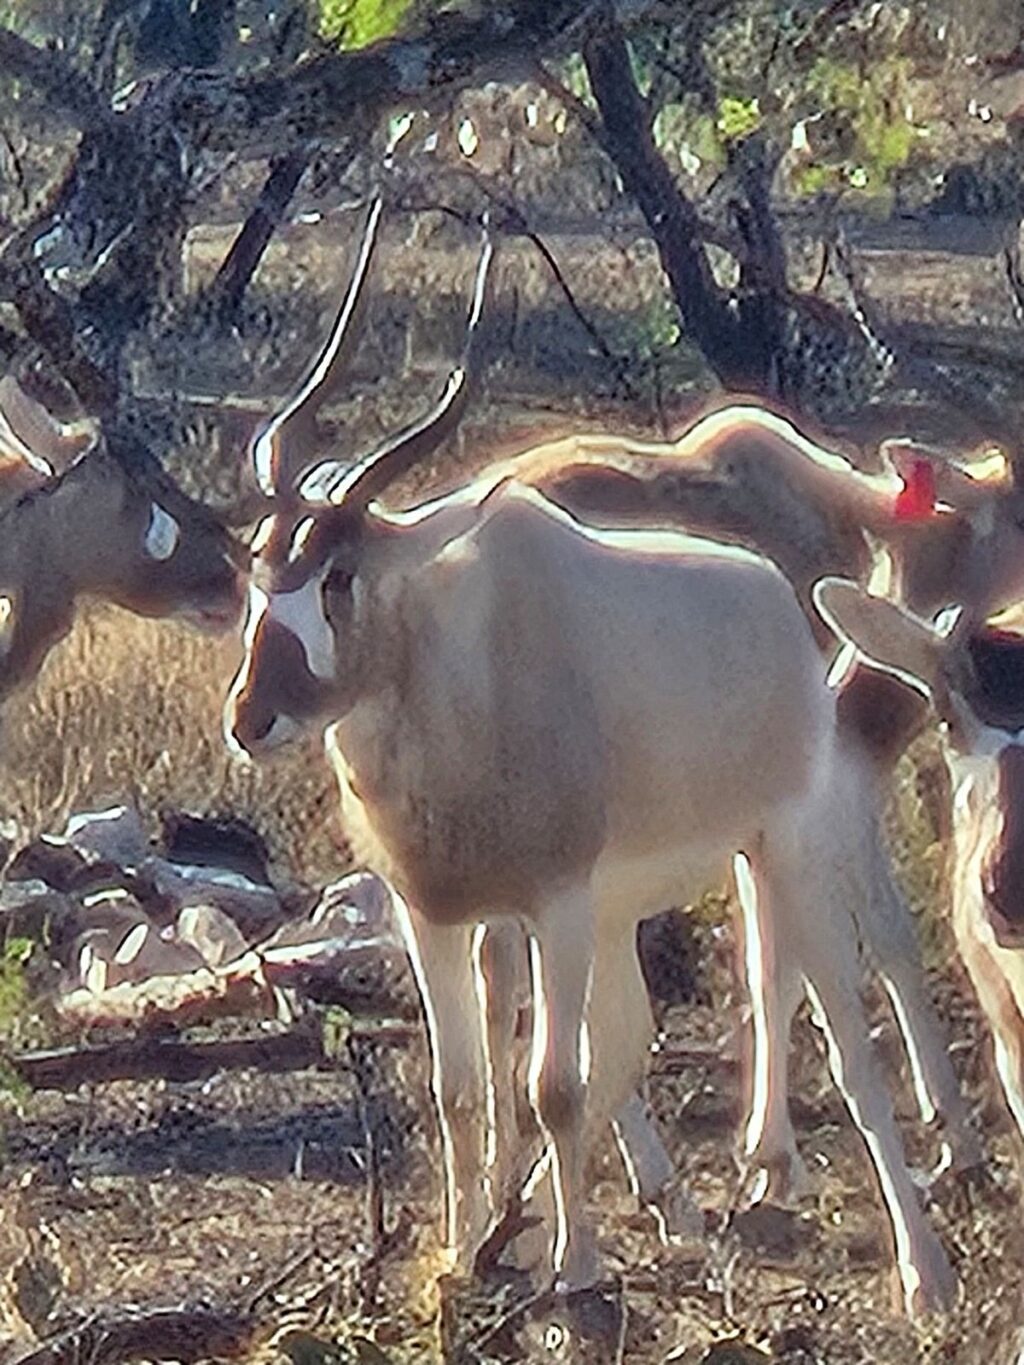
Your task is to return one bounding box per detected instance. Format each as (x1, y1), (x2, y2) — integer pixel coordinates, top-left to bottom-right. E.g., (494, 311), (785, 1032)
(878, 438), (1024, 624)
(227, 201), (493, 757)
(0, 374), (245, 698)
(816, 575), (1024, 945)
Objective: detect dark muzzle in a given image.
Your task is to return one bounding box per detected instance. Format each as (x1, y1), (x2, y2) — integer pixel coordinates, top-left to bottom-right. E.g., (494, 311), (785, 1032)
(982, 743), (1024, 946)
(228, 616), (327, 756)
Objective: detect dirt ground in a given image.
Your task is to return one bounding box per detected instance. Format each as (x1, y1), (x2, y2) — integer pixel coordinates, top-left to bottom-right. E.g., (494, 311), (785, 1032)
(3, 888), (1024, 1365)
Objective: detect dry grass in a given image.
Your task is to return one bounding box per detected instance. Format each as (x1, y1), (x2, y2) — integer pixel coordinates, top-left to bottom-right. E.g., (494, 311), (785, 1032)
(0, 602), (349, 886)
(882, 730), (955, 969)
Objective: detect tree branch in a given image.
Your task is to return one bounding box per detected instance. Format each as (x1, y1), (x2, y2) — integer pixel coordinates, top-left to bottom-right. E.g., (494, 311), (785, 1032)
(202, 148), (311, 324)
(158, 1), (599, 155)
(581, 10), (760, 391)
(0, 27), (110, 129)
(0, 237), (118, 416)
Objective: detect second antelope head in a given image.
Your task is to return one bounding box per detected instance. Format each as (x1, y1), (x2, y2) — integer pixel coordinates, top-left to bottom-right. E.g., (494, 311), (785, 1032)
(0, 373), (246, 698)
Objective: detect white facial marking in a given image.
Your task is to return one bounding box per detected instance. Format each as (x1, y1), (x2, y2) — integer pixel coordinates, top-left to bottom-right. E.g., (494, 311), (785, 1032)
(0, 594), (13, 654)
(289, 516), (316, 562)
(65, 805), (128, 835)
(932, 604), (963, 638)
(144, 502), (180, 560)
(222, 583), (270, 758)
(266, 568), (336, 680)
(250, 515), (276, 554)
(81, 943), (107, 995)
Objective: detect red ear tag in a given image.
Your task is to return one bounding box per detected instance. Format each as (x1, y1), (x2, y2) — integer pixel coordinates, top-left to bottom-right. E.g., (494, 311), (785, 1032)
(893, 457), (936, 522)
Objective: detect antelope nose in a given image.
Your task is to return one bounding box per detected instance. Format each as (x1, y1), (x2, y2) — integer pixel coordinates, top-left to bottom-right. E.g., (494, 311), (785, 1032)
(227, 692), (299, 758)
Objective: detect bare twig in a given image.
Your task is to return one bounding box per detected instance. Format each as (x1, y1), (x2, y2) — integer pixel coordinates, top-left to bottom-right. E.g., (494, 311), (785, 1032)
(346, 1030), (414, 1312)
(8, 1030), (328, 1091)
(459, 178), (642, 403)
(244, 1245), (317, 1317)
(203, 149), (312, 324)
(0, 27), (110, 129)
(0, 127), (28, 213)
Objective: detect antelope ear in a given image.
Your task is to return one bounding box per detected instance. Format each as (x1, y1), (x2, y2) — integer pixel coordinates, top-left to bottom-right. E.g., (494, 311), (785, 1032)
(881, 438), (1011, 512)
(812, 576), (943, 698)
(0, 375), (96, 474)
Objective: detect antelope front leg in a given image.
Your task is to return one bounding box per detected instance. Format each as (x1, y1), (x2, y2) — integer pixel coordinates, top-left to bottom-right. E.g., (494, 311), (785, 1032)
(588, 912), (699, 1235)
(392, 901), (494, 1272)
(847, 823), (981, 1170)
(528, 885), (596, 1292)
(778, 846), (957, 1319)
(478, 920), (535, 1213)
(734, 851), (809, 1202)
(803, 966), (956, 1317)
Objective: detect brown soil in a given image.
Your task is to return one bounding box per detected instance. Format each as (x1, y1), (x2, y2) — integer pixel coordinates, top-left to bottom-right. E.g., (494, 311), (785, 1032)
(3, 923), (1024, 1364)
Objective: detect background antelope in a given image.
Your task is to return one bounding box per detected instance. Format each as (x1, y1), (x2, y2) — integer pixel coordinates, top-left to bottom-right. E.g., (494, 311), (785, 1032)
(225, 201), (968, 1317)
(819, 577), (1024, 1148)
(0, 372), (245, 703)
(527, 411), (1024, 1161)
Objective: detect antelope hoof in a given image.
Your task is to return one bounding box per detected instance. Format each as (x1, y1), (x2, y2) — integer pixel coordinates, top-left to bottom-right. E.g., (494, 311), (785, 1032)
(554, 1226), (601, 1296)
(742, 1148), (812, 1206)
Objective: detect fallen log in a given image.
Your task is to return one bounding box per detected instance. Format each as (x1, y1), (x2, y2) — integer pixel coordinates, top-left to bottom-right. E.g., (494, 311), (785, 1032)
(7, 1029), (326, 1090)
(9, 1305), (257, 1365)
(7, 1022), (419, 1091)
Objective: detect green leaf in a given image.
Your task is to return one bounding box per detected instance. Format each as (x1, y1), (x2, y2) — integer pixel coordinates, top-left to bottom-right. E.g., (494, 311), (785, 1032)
(716, 96), (761, 142)
(318, 0), (416, 49)
(793, 162), (835, 196)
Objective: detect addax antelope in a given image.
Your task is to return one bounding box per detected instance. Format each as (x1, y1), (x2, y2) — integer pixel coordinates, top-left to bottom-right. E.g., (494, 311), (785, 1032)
(226, 199), (965, 1316)
(533, 409), (1024, 1171)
